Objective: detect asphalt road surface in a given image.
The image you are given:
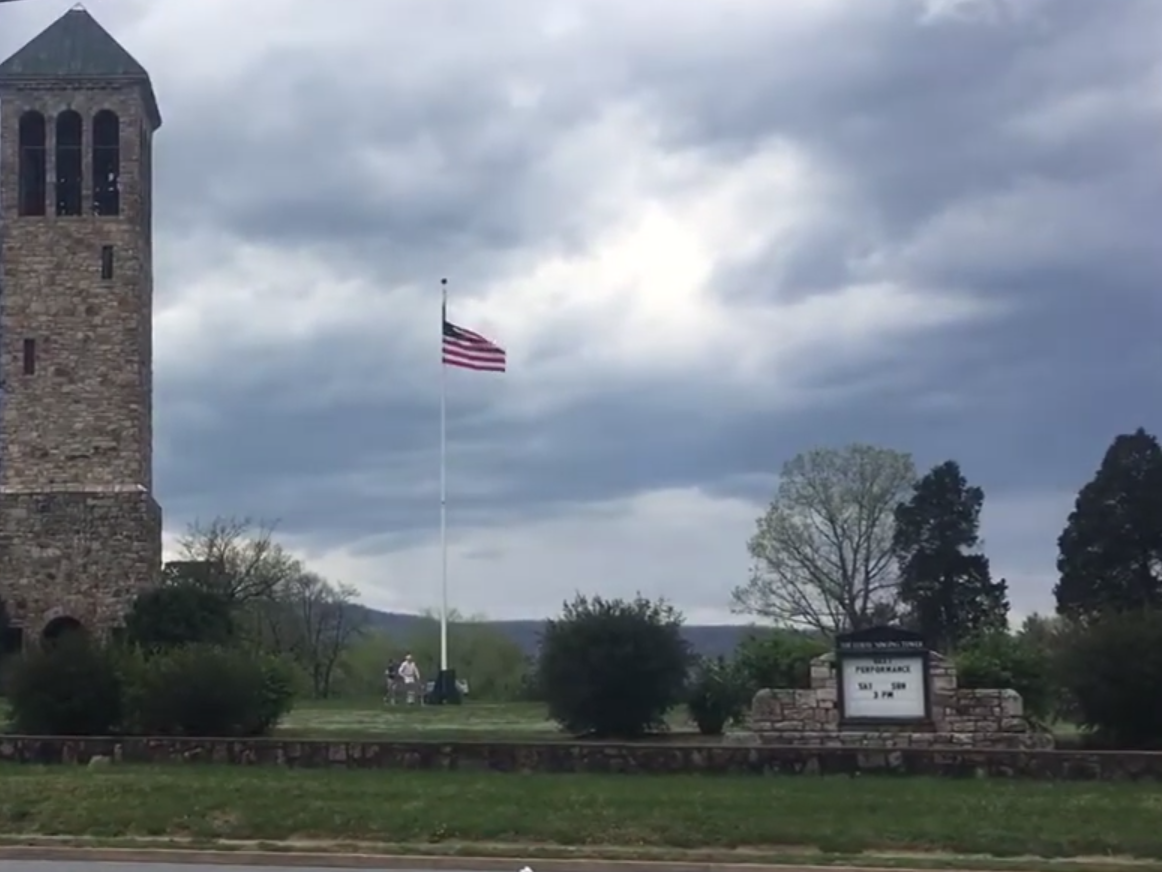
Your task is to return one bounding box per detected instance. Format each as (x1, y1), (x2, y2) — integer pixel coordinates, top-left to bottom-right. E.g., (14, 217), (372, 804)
(0, 864), (500, 872)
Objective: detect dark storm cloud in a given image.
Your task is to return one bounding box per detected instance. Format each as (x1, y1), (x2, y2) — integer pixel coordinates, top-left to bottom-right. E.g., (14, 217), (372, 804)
(5, 0), (1158, 617)
(152, 0), (1161, 555)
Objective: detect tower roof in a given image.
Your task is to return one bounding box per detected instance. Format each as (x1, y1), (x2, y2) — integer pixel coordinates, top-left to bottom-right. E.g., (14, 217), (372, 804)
(0, 5), (161, 128)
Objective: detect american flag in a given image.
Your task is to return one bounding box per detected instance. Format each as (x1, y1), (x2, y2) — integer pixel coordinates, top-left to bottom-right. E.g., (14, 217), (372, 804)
(442, 307), (506, 372)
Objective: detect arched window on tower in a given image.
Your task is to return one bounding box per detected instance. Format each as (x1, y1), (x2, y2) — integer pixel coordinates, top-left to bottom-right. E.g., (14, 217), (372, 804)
(17, 111), (47, 217)
(92, 109), (120, 216)
(55, 110), (83, 216)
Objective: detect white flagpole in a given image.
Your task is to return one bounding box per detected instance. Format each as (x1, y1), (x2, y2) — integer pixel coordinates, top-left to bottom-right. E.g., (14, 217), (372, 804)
(439, 278), (449, 674)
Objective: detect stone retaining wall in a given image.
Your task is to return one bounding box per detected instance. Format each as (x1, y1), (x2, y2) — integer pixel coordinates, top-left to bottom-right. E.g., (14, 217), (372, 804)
(749, 651), (1053, 750)
(1, 735), (1160, 779)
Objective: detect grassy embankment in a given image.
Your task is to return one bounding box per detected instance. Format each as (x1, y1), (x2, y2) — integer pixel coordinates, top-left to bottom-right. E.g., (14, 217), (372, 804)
(1, 764), (1162, 868)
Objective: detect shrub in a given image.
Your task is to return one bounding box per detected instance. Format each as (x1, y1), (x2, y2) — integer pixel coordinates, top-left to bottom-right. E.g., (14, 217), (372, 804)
(686, 656), (749, 736)
(538, 594), (691, 739)
(733, 630), (829, 693)
(1056, 609), (1162, 749)
(955, 631), (1054, 722)
(124, 582), (236, 652)
(253, 654), (298, 734)
(5, 634), (123, 735)
(514, 657), (545, 702)
(123, 644), (295, 736)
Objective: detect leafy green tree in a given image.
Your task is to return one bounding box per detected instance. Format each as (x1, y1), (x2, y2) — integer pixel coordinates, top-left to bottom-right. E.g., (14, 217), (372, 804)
(539, 594), (691, 738)
(1056, 609), (1162, 748)
(1015, 613), (1074, 723)
(955, 632), (1052, 722)
(733, 444), (916, 632)
(732, 629), (829, 692)
(892, 460), (1009, 651)
(1055, 428), (1162, 621)
(124, 582), (236, 652)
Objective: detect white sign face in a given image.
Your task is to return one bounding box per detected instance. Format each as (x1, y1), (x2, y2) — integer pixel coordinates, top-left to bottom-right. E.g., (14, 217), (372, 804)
(841, 654), (926, 720)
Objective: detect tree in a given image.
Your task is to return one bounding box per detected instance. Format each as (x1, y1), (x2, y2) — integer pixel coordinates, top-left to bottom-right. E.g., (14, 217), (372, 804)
(1055, 428), (1162, 621)
(123, 582), (237, 652)
(177, 516), (301, 604)
(892, 460), (1009, 651)
(400, 610), (528, 701)
(732, 628), (829, 693)
(732, 444), (916, 632)
(333, 610), (531, 701)
(538, 594), (691, 738)
(258, 572), (364, 698)
(1057, 609), (1162, 748)
(955, 631), (1052, 722)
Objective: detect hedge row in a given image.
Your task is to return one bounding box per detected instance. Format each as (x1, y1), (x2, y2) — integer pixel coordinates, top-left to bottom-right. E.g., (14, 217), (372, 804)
(2, 636), (296, 737)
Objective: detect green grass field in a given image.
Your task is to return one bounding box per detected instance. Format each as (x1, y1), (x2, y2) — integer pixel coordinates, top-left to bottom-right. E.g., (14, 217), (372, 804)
(275, 698), (714, 740)
(1, 763), (1161, 863)
(276, 699), (563, 740)
(0, 697), (712, 740)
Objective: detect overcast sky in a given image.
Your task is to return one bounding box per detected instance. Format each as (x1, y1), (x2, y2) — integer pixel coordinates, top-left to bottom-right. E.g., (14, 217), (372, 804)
(3, 0), (1159, 624)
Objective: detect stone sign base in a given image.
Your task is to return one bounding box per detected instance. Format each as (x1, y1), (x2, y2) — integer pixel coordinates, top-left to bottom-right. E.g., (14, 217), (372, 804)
(748, 649), (1055, 751)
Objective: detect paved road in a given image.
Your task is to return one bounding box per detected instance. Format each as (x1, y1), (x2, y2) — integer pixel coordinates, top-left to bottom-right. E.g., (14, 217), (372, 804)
(0, 865), (498, 872)
(2, 863), (534, 872)
(0, 856), (986, 872)
(0, 866), (395, 872)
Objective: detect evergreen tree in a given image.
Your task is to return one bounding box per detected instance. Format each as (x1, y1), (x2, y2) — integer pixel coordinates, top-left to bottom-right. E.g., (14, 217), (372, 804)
(893, 460), (1009, 651)
(1055, 428), (1162, 620)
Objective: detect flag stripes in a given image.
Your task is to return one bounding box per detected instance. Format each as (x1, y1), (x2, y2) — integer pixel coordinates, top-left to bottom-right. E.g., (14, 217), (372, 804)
(442, 317), (506, 372)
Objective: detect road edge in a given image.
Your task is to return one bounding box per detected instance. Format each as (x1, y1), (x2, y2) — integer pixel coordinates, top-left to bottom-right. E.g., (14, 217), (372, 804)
(0, 844), (984, 872)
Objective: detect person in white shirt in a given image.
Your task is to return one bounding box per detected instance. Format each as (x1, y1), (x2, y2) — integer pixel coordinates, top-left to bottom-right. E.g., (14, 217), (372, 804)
(397, 653), (421, 705)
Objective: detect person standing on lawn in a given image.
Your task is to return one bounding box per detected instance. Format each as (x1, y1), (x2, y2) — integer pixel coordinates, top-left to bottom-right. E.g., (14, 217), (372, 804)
(398, 653), (422, 705)
(383, 659), (400, 705)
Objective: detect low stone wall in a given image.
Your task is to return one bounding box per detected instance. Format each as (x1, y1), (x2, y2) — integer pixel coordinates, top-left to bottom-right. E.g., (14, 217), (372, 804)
(749, 651), (1053, 750)
(747, 730), (1050, 750)
(1, 734), (1161, 779)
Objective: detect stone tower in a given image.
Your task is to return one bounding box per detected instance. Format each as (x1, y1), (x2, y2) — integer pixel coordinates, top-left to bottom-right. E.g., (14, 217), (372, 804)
(0, 6), (162, 651)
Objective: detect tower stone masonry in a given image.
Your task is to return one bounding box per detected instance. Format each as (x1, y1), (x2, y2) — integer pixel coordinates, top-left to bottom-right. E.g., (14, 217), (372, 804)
(0, 6), (162, 650)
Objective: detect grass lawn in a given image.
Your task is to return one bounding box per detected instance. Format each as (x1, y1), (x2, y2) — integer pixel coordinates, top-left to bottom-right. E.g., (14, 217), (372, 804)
(275, 698), (717, 741)
(276, 699), (566, 740)
(1, 764), (1162, 862)
(2, 697), (709, 741)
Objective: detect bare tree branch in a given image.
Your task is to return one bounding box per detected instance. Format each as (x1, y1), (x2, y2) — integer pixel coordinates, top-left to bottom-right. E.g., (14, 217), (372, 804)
(178, 516), (300, 604)
(261, 572), (365, 698)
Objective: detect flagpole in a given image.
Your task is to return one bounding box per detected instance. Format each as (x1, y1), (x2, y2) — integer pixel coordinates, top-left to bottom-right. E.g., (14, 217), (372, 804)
(439, 278), (449, 674)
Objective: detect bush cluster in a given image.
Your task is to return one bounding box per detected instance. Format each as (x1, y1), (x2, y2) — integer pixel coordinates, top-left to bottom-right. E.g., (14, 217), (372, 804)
(533, 590), (1162, 749)
(948, 612), (1162, 749)
(3, 637), (295, 737)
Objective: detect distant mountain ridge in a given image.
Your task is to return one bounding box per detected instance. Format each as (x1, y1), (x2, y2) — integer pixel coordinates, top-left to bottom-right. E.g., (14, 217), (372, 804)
(357, 607), (755, 658)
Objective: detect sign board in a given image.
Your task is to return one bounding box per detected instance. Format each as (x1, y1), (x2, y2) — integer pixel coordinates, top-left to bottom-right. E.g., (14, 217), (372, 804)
(840, 654), (926, 719)
(834, 625), (931, 723)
